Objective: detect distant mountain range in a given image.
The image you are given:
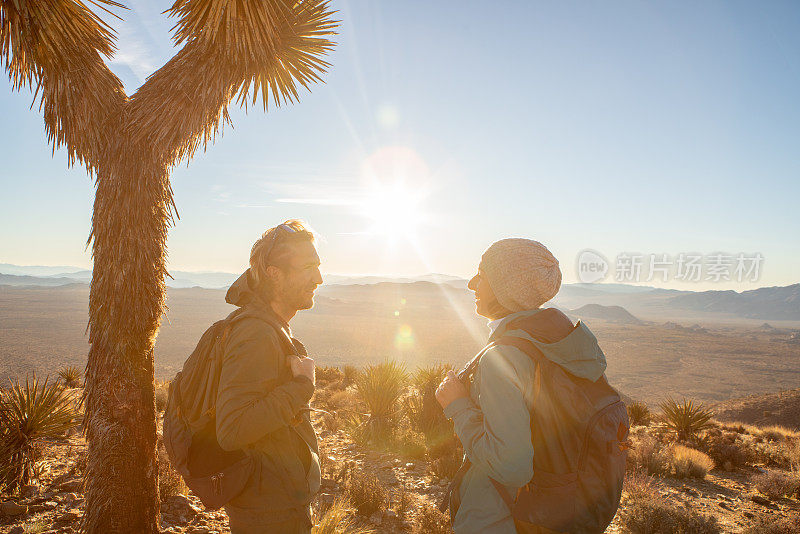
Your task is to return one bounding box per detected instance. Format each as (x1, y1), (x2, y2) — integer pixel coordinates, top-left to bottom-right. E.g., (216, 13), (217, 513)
(2, 263), (799, 321)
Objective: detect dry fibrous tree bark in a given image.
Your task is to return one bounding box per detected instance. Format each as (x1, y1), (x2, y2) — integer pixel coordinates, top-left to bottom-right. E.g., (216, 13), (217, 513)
(0, 1), (337, 531)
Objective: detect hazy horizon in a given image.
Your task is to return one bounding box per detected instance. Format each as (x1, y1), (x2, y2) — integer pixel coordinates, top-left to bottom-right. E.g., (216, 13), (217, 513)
(2, 1), (799, 292)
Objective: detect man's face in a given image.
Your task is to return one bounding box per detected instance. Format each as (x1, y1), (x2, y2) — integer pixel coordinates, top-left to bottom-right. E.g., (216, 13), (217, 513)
(467, 267), (497, 319)
(271, 240), (323, 312)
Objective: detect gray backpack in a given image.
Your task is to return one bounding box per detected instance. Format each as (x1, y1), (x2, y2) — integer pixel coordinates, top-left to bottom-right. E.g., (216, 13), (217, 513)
(489, 335), (629, 534)
(442, 333), (629, 534)
(163, 309), (295, 509)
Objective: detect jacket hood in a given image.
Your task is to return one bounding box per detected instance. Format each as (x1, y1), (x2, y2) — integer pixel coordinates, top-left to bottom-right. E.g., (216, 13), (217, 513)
(492, 307), (607, 381)
(226, 269), (267, 309)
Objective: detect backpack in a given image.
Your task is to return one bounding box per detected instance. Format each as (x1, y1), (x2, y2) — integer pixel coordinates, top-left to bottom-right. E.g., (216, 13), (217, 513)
(489, 335), (629, 534)
(162, 308), (295, 510)
(442, 333), (629, 534)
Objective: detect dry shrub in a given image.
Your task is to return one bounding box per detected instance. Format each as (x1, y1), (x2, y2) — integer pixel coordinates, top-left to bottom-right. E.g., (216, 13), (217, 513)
(751, 469), (800, 500)
(326, 389), (359, 413)
(750, 438), (800, 469)
(413, 503), (450, 534)
(395, 483), (413, 521)
(757, 426), (799, 442)
(670, 445), (714, 479)
(787, 439), (800, 471)
(316, 366), (345, 390)
(742, 513), (800, 534)
(393, 426), (427, 459)
(627, 401), (652, 427)
(158, 447), (186, 500)
(344, 469), (387, 517)
(322, 412), (341, 433)
(155, 380), (170, 413)
(429, 440), (463, 480)
(627, 431), (671, 476)
(313, 497), (375, 534)
(696, 428), (750, 470)
(618, 471), (720, 534)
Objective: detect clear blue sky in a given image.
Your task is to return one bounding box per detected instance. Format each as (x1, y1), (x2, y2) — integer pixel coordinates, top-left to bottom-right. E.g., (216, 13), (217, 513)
(1, 0), (798, 290)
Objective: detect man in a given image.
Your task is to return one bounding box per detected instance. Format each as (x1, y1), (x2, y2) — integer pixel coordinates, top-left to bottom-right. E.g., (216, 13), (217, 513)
(215, 220), (323, 533)
(436, 238), (624, 534)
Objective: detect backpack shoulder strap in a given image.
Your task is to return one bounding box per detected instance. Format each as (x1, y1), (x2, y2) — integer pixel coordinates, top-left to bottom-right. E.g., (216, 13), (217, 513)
(221, 308), (298, 356)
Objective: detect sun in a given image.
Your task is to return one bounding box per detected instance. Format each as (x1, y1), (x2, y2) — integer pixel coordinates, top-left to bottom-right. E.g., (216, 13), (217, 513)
(361, 182), (424, 240)
(358, 146), (430, 241)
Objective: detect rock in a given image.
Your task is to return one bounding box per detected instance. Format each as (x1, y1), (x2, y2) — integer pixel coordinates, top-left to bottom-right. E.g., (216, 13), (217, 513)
(751, 494), (771, 506)
(57, 509), (81, 523)
(163, 494), (200, 519)
(30, 500), (58, 512)
(21, 484), (41, 498)
(369, 512), (382, 525)
(1, 500), (29, 516)
(63, 492), (82, 504)
(58, 479), (83, 493)
(385, 509), (397, 520)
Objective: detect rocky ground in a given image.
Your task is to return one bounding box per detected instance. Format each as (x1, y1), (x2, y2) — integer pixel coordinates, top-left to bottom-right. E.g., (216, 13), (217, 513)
(0, 412), (448, 534)
(1, 416), (799, 533)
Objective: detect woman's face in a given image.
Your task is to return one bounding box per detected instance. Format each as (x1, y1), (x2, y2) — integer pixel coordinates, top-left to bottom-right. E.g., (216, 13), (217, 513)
(468, 268), (500, 319)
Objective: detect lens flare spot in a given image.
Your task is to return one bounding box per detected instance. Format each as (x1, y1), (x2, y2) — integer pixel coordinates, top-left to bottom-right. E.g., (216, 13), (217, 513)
(395, 324), (414, 350)
(394, 310), (400, 317)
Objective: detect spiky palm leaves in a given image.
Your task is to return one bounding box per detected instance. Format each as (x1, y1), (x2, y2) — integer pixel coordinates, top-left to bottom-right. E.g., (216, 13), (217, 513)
(0, 0), (126, 171)
(0, 375), (78, 493)
(660, 397), (714, 442)
(1, 1), (337, 531)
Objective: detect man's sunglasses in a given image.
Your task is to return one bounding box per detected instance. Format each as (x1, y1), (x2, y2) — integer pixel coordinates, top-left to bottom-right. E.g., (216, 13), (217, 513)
(263, 223), (298, 263)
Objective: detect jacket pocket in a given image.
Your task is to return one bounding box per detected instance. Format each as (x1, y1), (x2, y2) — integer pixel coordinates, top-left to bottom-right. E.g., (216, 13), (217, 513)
(512, 470), (578, 533)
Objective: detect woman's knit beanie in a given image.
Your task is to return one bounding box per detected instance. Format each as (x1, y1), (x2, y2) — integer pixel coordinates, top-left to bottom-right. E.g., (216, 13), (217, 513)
(480, 238), (562, 312)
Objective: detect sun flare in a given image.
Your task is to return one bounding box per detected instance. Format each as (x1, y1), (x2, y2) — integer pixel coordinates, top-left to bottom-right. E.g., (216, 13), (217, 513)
(358, 146), (430, 241)
(361, 182), (424, 240)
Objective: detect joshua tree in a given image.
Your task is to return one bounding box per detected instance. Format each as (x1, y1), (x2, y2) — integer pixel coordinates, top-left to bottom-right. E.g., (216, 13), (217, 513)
(0, 1), (337, 531)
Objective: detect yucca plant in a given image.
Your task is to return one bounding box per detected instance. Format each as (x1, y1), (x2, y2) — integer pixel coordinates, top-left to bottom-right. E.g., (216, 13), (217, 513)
(659, 397), (714, 442)
(342, 365), (358, 387)
(627, 401), (652, 427)
(58, 366), (83, 388)
(407, 364), (452, 440)
(0, 374), (78, 493)
(354, 361), (408, 440)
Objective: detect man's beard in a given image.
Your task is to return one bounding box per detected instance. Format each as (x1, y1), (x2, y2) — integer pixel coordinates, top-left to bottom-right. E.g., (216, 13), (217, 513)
(286, 285), (315, 311)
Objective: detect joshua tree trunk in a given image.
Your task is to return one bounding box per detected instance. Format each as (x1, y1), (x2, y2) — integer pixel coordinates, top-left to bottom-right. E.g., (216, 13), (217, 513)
(82, 152), (171, 532)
